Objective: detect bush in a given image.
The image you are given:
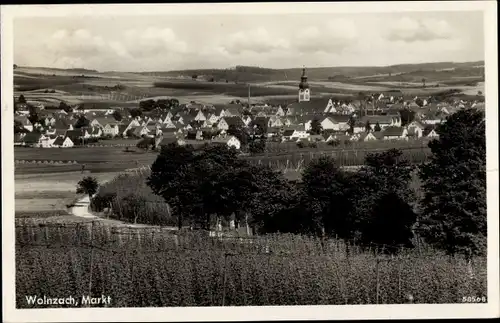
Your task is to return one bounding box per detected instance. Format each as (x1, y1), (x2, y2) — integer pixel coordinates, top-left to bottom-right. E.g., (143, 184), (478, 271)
(92, 173), (177, 226)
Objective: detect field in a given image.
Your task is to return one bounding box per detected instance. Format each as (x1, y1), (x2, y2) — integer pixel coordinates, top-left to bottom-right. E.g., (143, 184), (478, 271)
(15, 171), (118, 217)
(14, 62), (485, 106)
(15, 222), (486, 307)
(15, 140), (432, 176)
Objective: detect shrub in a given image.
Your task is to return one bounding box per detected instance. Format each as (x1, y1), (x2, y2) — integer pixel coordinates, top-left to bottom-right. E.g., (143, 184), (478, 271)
(92, 173), (176, 226)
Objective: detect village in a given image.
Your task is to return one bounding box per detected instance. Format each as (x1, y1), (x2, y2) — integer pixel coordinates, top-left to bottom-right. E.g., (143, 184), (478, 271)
(13, 68), (484, 151)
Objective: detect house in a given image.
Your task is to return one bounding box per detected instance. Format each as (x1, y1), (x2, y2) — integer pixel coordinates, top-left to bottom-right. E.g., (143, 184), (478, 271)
(122, 119), (142, 135)
(22, 132), (46, 147)
(382, 126), (408, 140)
(194, 110), (208, 122)
(290, 128), (309, 140)
(321, 115), (351, 131)
(423, 125), (439, 138)
(242, 115), (253, 127)
(16, 117), (33, 132)
(130, 125), (150, 138)
(66, 129), (91, 143)
(223, 104), (244, 117)
(421, 117), (444, 125)
(406, 121), (425, 138)
(89, 126), (103, 138)
(90, 117), (111, 129)
(286, 98), (333, 116)
(211, 135), (241, 150)
(103, 123), (121, 137)
(217, 116), (245, 131)
(268, 116), (285, 128)
(359, 115), (395, 130)
(358, 132), (378, 142)
(208, 113), (220, 124)
(52, 136), (74, 148)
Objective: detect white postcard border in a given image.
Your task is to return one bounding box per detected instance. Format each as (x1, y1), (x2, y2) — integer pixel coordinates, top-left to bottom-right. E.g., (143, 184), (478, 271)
(2, 2), (499, 322)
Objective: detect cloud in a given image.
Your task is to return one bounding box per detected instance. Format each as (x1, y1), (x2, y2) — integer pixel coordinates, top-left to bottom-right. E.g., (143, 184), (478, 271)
(221, 27), (290, 54)
(123, 27), (188, 57)
(386, 17), (453, 42)
(293, 19), (358, 53)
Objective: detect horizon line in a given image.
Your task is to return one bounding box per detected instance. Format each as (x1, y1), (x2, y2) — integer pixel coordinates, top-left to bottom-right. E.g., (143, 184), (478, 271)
(15, 59), (485, 74)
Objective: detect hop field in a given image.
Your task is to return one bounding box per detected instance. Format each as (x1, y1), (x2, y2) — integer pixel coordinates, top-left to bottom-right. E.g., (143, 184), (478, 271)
(15, 222), (486, 307)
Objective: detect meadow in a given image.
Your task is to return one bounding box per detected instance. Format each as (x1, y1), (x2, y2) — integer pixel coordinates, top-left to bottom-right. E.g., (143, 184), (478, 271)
(15, 222), (486, 307)
(14, 140), (432, 175)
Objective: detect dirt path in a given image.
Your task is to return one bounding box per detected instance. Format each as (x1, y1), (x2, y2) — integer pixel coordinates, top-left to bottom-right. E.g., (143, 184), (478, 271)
(70, 195), (177, 229)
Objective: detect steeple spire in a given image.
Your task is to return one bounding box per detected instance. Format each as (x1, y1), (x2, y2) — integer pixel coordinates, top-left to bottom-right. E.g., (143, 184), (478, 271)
(298, 65), (310, 102)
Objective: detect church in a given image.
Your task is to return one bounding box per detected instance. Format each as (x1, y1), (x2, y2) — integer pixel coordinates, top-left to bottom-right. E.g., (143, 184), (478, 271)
(298, 67), (311, 102)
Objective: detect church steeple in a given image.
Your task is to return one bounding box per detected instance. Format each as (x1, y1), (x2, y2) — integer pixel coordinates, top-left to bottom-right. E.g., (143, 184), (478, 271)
(298, 66), (310, 102)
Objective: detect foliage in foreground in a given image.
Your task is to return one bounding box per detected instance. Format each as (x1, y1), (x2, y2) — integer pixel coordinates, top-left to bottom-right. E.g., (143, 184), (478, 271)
(419, 109), (486, 257)
(15, 224), (486, 307)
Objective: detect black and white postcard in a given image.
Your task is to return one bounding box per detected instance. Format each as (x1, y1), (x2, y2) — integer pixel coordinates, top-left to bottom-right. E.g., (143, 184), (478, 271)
(2, 2), (499, 322)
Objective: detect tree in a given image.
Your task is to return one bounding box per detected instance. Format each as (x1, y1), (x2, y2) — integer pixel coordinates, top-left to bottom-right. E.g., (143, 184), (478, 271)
(353, 149), (417, 250)
(27, 105), (39, 126)
(192, 75), (198, 80)
(364, 120), (371, 132)
(140, 99), (156, 112)
(112, 110), (123, 121)
(301, 156), (358, 239)
(399, 109), (416, 126)
(415, 98), (424, 107)
(309, 118), (323, 135)
(18, 95), (26, 104)
(74, 116), (90, 128)
(362, 192), (417, 253)
(419, 108), (486, 258)
(374, 122), (382, 132)
(76, 176), (99, 198)
(227, 124), (249, 147)
(422, 78), (426, 88)
(248, 138), (266, 154)
(147, 144), (197, 229)
(59, 101), (72, 113)
(347, 116), (356, 134)
(129, 108), (143, 118)
(14, 120), (28, 134)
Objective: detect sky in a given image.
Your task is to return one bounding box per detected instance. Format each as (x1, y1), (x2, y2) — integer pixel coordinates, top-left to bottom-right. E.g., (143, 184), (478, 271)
(13, 11), (484, 72)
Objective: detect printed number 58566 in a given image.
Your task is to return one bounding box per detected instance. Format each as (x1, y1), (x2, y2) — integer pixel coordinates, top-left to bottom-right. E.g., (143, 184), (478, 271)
(462, 296), (487, 303)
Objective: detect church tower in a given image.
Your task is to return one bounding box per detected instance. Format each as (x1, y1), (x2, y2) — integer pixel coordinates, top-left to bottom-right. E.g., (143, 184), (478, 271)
(298, 66), (310, 102)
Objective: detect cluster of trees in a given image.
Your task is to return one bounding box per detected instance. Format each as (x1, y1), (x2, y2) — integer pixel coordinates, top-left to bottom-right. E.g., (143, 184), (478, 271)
(226, 123), (266, 154)
(144, 108), (486, 257)
(139, 98), (180, 112)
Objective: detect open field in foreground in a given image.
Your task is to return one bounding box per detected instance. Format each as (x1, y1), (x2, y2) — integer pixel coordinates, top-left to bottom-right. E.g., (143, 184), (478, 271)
(14, 171), (119, 216)
(16, 223), (486, 307)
